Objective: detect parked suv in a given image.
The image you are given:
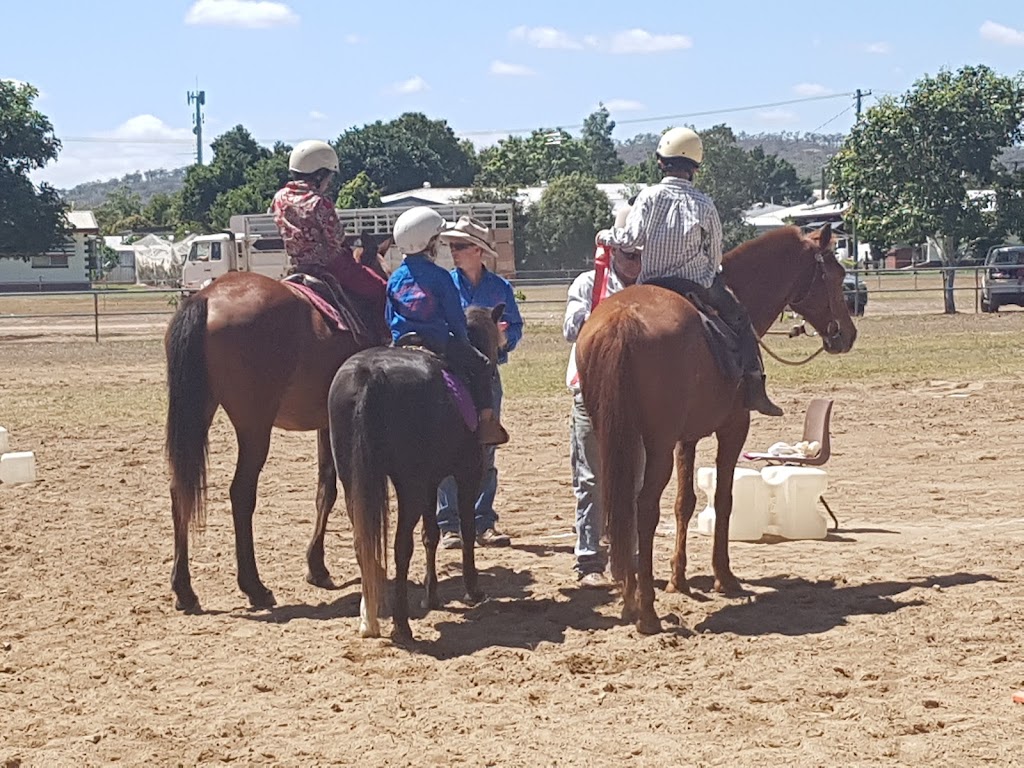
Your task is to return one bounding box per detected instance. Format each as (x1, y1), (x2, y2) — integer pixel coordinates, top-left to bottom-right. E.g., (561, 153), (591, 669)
(981, 245), (1024, 313)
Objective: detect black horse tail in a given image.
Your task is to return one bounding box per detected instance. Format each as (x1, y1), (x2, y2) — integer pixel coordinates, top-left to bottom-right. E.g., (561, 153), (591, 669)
(584, 308), (645, 584)
(347, 373), (389, 620)
(165, 294), (211, 535)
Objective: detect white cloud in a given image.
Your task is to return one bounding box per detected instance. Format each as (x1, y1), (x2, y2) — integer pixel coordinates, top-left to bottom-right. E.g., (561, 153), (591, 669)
(509, 25), (583, 50)
(31, 115), (199, 189)
(863, 41), (890, 54)
(490, 60), (536, 76)
(392, 75), (429, 95)
(608, 29), (692, 54)
(756, 109), (799, 125)
(184, 0), (298, 29)
(309, 110), (327, 121)
(980, 20), (1024, 46)
(793, 83), (831, 97)
(602, 99), (645, 112)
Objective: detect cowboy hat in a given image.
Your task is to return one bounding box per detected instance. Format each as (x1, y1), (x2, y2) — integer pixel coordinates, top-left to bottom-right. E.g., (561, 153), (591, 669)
(440, 216), (499, 259)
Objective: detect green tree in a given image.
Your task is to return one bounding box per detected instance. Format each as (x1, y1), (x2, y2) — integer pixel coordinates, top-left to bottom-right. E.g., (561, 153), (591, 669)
(0, 80), (68, 256)
(477, 129), (590, 187)
(581, 106), (624, 181)
(336, 171), (382, 209)
(95, 186), (144, 234)
(141, 192), (175, 229)
(747, 146), (811, 205)
(522, 173), (611, 271)
(175, 125), (270, 231)
(207, 141), (291, 229)
(830, 65), (1024, 313)
(698, 125), (760, 249)
(333, 113), (477, 195)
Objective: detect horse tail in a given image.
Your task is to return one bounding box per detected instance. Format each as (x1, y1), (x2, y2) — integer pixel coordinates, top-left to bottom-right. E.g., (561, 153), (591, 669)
(586, 309), (645, 584)
(347, 373), (390, 620)
(165, 294), (211, 535)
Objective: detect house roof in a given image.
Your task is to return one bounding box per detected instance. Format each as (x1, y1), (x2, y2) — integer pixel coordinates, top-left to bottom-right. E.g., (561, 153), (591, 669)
(66, 210), (99, 232)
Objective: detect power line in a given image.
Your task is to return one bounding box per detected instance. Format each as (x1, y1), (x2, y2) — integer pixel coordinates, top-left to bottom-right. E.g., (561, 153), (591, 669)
(58, 92), (858, 147)
(810, 105), (853, 133)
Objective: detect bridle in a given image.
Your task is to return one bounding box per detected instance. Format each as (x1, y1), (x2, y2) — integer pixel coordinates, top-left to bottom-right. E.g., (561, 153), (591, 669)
(757, 250), (843, 366)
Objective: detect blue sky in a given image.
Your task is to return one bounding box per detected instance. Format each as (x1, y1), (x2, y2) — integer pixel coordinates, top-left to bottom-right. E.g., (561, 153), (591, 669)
(3, 0), (1023, 188)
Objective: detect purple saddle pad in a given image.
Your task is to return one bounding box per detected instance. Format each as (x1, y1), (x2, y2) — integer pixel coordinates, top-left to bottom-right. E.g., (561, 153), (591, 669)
(441, 370), (478, 431)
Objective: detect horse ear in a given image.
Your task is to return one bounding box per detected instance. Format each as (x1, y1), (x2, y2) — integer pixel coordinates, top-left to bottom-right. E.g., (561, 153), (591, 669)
(818, 225), (833, 252)
(491, 303), (506, 324)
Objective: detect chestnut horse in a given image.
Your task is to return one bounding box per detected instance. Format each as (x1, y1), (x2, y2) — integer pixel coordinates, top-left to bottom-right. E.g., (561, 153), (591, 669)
(576, 225), (857, 634)
(165, 270), (372, 612)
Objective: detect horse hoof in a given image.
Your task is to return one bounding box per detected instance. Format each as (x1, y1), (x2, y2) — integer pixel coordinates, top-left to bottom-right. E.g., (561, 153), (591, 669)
(714, 576), (744, 596)
(621, 605), (638, 623)
(247, 588), (277, 609)
(665, 580), (690, 595)
(391, 624), (414, 643)
(421, 594), (441, 611)
(463, 590), (484, 605)
(305, 570), (342, 590)
(636, 616), (663, 635)
(358, 620), (381, 638)
(174, 593), (201, 614)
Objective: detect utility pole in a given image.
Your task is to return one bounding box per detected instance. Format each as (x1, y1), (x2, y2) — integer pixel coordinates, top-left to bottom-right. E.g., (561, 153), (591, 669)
(850, 88), (872, 304)
(188, 89), (206, 165)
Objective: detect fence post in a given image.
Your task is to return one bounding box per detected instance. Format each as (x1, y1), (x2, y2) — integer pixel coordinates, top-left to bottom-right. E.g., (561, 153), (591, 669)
(93, 292), (99, 342)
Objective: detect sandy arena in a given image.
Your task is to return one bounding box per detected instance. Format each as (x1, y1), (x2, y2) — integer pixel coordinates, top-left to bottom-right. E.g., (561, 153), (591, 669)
(2, 303), (1024, 766)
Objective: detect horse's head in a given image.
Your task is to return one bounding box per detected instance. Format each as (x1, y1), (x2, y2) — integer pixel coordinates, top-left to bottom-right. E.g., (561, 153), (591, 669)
(466, 303), (505, 364)
(786, 226), (857, 354)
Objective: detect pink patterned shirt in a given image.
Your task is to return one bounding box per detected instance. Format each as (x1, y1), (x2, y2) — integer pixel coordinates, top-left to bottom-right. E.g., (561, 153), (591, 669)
(271, 180), (345, 266)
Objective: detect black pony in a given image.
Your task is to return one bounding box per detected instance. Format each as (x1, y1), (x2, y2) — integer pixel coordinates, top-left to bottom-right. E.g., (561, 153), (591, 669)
(328, 304), (505, 641)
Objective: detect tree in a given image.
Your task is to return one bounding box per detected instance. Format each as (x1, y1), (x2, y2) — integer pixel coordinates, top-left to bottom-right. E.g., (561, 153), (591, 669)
(336, 171), (382, 209)
(747, 146), (811, 205)
(581, 106), (624, 181)
(333, 113), (477, 195)
(95, 187), (144, 234)
(0, 80), (68, 256)
(476, 129), (590, 187)
(699, 125), (760, 249)
(830, 65), (1024, 312)
(175, 125), (271, 231)
(522, 173), (611, 271)
(207, 141), (291, 229)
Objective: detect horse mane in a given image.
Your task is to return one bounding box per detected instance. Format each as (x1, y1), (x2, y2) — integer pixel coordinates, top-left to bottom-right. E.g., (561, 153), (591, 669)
(723, 225), (806, 269)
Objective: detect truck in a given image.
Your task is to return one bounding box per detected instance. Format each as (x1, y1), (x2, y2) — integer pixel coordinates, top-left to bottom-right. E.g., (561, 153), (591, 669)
(180, 203), (516, 293)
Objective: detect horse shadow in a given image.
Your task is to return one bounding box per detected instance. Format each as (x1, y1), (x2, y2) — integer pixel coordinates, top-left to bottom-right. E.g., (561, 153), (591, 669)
(691, 572), (997, 637)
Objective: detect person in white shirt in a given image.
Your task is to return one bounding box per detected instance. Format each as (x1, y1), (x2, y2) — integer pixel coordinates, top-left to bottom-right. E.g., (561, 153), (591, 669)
(564, 205), (642, 586)
(596, 126), (783, 417)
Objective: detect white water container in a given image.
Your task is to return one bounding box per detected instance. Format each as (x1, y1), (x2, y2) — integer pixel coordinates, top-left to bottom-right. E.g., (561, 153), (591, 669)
(0, 427), (8, 454)
(695, 467), (769, 541)
(760, 466), (828, 540)
(0, 451), (37, 485)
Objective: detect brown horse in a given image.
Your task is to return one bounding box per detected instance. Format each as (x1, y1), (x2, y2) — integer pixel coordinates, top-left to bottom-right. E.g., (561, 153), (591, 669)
(165, 270), (370, 612)
(576, 225), (857, 634)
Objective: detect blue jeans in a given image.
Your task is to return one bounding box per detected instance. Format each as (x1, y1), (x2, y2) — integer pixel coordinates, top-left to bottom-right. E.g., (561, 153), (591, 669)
(571, 394), (605, 575)
(437, 373), (502, 535)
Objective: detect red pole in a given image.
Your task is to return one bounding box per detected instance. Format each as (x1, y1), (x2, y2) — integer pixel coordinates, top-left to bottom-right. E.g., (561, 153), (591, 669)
(591, 245), (612, 311)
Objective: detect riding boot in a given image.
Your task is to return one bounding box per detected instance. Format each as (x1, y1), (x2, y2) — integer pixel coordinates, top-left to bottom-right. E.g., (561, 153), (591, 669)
(477, 408), (510, 446)
(707, 276), (784, 417)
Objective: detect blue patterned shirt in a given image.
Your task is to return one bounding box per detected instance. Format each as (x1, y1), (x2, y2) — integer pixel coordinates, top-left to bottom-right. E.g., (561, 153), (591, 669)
(450, 267), (524, 365)
(598, 176), (723, 288)
(386, 254), (467, 348)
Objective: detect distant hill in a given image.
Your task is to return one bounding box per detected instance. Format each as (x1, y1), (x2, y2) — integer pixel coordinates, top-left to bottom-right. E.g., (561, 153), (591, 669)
(61, 167), (189, 209)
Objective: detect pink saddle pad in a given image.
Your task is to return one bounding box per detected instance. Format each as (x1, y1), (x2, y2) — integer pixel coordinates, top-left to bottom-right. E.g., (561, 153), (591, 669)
(282, 281), (346, 333)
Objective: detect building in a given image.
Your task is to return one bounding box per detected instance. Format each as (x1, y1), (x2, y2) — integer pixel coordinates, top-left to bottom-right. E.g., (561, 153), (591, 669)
(0, 210), (99, 292)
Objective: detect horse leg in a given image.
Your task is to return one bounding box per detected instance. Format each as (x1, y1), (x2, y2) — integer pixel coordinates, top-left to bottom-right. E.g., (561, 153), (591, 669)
(667, 441), (698, 595)
(170, 488), (200, 613)
(712, 412), (751, 595)
(391, 482), (422, 642)
(634, 449), (674, 634)
(456, 460), (484, 605)
(306, 428), (341, 589)
(421, 489), (442, 611)
(230, 423), (276, 608)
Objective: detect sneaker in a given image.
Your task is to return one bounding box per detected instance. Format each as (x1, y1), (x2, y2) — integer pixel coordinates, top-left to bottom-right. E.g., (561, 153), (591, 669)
(476, 528), (511, 547)
(578, 571), (612, 588)
(440, 531), (462, 550)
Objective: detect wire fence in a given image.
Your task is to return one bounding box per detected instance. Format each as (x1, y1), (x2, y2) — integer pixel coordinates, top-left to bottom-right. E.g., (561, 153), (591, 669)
(0, 266), (1012, 342)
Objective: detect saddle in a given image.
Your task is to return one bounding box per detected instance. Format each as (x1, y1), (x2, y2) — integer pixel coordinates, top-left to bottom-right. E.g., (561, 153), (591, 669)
(282, 267), (371, 343)
(392, 334), (478, 430)
(644, 276), (742, 382)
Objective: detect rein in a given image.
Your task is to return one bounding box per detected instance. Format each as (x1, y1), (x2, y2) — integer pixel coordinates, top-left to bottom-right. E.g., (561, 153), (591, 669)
(755, 250), (837, 367)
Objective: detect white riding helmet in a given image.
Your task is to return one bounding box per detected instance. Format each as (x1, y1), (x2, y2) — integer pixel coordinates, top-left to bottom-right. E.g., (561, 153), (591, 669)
(656, 127), (703, 165)
(393, 206), (447, 255)
(289, 140), (339, 174)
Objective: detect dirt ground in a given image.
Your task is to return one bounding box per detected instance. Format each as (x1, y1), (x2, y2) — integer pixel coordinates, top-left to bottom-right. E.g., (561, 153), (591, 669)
(2, 311), (1024, 766)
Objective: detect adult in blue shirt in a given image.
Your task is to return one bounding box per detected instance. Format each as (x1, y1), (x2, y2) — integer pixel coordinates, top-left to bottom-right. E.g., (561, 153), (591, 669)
(386, 207), (509, 446)
(436, 217), (524, 549)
